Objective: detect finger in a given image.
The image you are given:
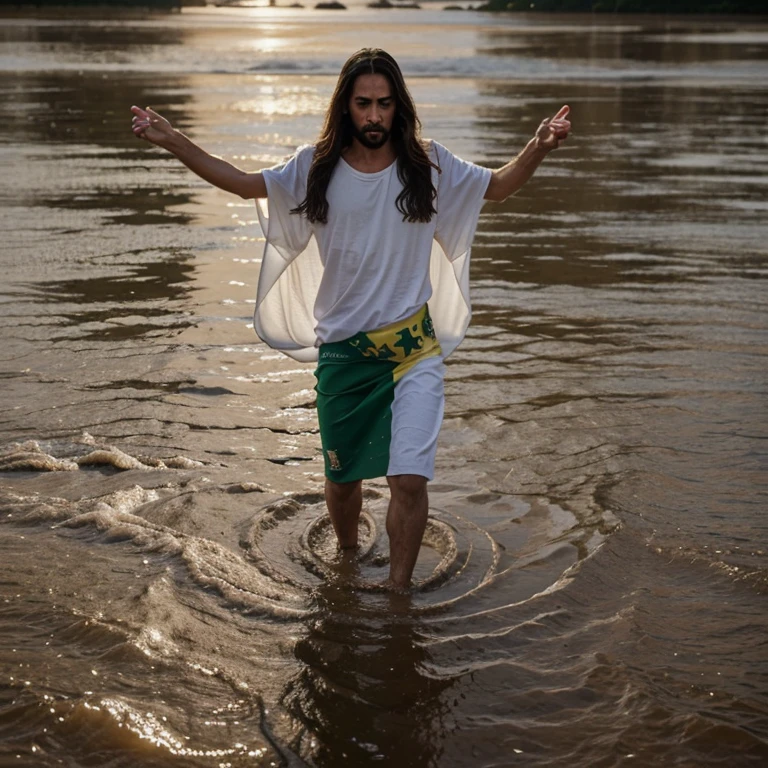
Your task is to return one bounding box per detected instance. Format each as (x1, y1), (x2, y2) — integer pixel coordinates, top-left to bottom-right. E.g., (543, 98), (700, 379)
(131, 105), (148, 119)
(552, 104), (570, 120)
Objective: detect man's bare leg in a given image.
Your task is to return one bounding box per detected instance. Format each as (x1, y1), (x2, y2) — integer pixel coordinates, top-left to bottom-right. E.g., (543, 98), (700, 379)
(325, 478), (363, 549)
(385, 474), (429, 590)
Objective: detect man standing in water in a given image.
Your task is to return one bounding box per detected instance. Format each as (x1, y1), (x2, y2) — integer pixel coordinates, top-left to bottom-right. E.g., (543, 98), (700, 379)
(131, 48), (570, 590)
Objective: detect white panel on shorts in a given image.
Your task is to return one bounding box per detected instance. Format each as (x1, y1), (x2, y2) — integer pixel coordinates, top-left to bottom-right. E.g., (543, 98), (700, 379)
(387, 356), (446, 481)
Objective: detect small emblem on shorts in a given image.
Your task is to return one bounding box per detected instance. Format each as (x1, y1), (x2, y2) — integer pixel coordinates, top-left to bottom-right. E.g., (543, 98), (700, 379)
(326, 450), (342, 471)
(422, 312), (436, 340)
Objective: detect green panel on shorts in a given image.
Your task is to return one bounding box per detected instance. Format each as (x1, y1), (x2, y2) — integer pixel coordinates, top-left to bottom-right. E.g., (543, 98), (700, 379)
(314, 356), (399, 483)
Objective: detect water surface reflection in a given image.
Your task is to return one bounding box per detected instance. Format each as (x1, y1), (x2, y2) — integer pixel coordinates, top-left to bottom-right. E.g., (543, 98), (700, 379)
(288, 582), (453, 766)
(1, 8), (767, 768)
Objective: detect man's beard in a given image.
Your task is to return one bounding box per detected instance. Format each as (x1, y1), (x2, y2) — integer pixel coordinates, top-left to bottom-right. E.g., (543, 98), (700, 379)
(352, 123), (391, 149)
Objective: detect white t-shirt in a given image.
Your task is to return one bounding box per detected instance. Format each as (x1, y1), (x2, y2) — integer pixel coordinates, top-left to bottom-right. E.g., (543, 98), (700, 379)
(254, 141), (491, 361)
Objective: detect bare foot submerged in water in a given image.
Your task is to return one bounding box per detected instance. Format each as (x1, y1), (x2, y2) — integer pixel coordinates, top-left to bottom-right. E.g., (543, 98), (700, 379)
(325, 474), (429, 590)
(380, 576), (412, 595)
(332, 545), (412, 594)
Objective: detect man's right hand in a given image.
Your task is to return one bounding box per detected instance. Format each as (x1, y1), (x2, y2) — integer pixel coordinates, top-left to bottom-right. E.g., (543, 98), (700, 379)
(129, 104), (267, 199)
(131, 105), (174, 147)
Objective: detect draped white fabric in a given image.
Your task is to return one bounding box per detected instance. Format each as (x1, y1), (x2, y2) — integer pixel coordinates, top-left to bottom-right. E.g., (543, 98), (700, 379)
(253, 141), (491, 362)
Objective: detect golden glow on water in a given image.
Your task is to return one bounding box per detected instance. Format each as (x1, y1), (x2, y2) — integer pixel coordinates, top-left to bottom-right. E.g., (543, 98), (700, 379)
(235, 30), (289, 56)
(233, 86), (327, 118)
(86, 698), (269, 761)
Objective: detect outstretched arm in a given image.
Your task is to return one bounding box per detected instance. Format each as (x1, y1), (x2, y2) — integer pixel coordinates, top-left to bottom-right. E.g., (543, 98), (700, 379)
(131, 106), (268, 200)
(484, 105), (571, 202)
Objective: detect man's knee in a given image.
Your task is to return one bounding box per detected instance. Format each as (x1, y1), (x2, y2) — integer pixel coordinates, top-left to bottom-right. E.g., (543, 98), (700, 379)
(325, 478), (362, 502)
(387, 473), (428, 500)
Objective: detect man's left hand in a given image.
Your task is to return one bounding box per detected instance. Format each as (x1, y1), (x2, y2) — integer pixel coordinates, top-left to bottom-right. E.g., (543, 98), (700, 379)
(535, 105), (571, 151)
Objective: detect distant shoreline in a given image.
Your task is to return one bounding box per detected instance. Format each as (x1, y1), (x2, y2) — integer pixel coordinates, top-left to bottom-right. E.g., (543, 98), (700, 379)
(1, 0), (767, 14)
(478, 0), (765, 13)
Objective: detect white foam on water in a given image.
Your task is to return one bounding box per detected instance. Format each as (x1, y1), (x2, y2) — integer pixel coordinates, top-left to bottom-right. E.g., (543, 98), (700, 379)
(0, 434), (205, 473)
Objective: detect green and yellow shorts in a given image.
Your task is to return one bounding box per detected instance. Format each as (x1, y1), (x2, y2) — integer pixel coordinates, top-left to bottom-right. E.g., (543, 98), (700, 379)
(314, 305), (445, 483)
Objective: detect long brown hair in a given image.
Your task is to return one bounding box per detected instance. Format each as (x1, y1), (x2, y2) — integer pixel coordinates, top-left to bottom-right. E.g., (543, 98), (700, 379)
(291, 48), (438, 225)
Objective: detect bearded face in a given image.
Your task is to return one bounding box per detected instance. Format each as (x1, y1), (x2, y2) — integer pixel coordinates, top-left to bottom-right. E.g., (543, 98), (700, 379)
(347, 74), (395, 151)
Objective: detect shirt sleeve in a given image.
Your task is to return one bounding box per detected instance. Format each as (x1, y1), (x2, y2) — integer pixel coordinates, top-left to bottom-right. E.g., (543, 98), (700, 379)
(432, 141), (492, 262)
(253, 145), (322, 360)
(260, 145), (314, 254)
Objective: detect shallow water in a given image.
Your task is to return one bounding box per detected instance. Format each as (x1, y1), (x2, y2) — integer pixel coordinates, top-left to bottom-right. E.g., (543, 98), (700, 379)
(1, 7), (767, 767)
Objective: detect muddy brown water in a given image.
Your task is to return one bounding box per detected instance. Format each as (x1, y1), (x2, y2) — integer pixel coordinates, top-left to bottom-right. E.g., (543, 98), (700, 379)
(1, 7), (767, 767)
